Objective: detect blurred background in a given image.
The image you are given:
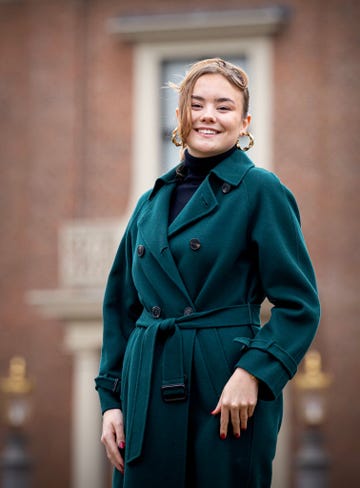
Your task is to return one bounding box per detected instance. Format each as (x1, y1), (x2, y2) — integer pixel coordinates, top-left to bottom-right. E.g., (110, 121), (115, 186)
(0, 0), (359, 487)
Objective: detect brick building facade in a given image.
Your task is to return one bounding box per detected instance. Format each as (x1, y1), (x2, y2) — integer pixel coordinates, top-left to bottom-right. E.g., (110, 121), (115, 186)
(0, 0), (359, 487)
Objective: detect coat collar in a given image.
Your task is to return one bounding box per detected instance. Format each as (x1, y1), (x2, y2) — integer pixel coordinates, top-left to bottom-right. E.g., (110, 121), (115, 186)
(148, 167), (177, 200)
(148, 148), (254, 200)
(210, 148), (254, 185)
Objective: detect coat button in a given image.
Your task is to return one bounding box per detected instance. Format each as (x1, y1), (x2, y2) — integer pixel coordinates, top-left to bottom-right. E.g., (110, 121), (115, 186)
(183, 306), (193, 315)
(151, 306), (161, 318)
(189, 238), (201, 251)
(137, 245), (145, 257)
(222, 183), (231, 194)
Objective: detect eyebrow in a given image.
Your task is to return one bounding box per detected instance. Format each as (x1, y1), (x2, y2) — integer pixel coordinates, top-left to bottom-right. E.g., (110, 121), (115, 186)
(191, 95), (236, 104)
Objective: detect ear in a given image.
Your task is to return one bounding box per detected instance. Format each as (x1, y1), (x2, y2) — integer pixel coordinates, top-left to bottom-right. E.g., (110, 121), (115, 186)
(240, 114), (251, 134)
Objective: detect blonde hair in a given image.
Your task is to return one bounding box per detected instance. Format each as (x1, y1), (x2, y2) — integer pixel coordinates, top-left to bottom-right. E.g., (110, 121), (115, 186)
(170, 58), (250, 147)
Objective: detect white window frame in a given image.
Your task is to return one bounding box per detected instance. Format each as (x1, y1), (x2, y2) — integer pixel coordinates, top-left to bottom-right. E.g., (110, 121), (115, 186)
(129, 38), (273, 210)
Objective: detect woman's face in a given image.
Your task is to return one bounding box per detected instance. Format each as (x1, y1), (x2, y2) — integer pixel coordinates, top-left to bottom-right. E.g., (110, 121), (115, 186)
(180, 73), (251, 158)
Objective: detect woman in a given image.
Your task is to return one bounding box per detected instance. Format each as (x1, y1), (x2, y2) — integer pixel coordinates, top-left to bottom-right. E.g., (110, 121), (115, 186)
(95, 58), (320, 487)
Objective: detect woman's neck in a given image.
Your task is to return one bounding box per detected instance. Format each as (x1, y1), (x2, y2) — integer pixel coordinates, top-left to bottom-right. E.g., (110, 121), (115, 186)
(184, 146), (236, 175)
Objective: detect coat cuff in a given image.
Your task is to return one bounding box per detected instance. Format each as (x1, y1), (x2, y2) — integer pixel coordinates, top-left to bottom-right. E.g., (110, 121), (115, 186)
(97, 388), (122, 414)
(234, 338), (297, 400)
(94, 376), (122, 414)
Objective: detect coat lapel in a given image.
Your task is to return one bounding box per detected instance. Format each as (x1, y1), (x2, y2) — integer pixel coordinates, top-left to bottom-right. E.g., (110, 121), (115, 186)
(168, 178), (218, 237)
(137, 181), (195, 305)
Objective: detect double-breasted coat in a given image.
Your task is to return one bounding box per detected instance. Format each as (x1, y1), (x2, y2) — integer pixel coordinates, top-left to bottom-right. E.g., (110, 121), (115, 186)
(95, 149), (320, 488)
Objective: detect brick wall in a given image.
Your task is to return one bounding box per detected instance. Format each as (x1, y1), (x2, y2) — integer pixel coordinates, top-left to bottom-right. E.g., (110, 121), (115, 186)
(0, 0), (358, 487)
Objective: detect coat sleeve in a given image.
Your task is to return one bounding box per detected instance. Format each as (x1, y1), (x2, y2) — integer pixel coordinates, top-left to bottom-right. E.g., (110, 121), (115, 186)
(94, 194), (148, 414)
(235, 169), (321, 400)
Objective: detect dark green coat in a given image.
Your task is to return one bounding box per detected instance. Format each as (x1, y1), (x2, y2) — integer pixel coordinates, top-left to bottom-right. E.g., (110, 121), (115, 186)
(95, 150), (320, 487)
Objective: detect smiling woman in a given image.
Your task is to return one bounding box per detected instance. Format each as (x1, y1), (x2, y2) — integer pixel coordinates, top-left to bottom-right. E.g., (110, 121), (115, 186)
(171, 59), (251, 158)
(95, 58), (320, 488)
(182, 73), (251, 157)
(160, 55), (251, 172)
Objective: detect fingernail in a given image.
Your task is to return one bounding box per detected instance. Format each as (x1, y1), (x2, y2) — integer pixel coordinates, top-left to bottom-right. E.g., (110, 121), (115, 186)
(119, 441), (125, 449)
(210, 410), (216, 415)
(220, 433), (226, 440)
(235, 433), (240, 438)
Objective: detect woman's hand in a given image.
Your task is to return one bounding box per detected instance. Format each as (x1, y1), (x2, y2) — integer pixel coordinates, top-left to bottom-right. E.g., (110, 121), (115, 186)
(211, 368), (258, 439)
(101, 408), (125, 473)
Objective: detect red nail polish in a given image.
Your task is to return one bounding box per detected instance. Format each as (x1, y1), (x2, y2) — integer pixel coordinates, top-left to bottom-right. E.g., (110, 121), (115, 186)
(119, 441), (125, 449)
(220, 433), (226, 440)
(235, 433), (240, 438)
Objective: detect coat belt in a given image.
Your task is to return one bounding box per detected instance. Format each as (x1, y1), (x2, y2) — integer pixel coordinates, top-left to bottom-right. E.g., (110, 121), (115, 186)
(126, 304), (260, 463)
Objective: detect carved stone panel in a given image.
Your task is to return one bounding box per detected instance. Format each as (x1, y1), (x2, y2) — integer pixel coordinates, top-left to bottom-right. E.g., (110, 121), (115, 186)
(59, 219), (125, 288)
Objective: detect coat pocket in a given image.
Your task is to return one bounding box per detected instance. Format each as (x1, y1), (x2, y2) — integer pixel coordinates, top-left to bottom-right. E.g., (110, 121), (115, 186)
(194, 325), (259, 402)
(216, 324), (260, 370)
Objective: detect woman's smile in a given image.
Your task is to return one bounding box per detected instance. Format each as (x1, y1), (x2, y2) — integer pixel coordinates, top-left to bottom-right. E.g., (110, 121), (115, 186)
(196, 128), (220, 135)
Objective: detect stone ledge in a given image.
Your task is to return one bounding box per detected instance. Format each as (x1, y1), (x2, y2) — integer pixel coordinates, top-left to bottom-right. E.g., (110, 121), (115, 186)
(26, 288), (103, 321)
(107, 6), (291, 42)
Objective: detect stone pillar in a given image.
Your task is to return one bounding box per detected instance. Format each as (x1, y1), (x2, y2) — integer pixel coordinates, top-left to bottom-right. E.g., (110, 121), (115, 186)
(64, 322), (104, 488)
(27, 289), (106, 488)
(272, 386), (291, 488)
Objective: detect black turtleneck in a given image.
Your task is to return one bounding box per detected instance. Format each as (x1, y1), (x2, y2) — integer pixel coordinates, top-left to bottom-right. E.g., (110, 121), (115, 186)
(168, 146), (236, 224)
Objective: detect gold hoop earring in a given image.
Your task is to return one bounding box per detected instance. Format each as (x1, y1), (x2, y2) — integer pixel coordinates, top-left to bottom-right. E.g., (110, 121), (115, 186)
(171, 127), (182, 147)
(236, 132), (254, 152)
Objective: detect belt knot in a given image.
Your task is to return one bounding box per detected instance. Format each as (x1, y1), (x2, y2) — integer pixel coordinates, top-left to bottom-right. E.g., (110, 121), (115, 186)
(158, 318), (176, 336)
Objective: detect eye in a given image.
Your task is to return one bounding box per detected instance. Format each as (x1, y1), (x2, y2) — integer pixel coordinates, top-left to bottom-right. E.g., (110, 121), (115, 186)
(218, 106), (231, 112)
(191, 103), (202, 109)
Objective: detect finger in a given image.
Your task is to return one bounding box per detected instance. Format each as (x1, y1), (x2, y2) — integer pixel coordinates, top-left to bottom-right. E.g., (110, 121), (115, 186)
(104, 437), (124, 472)
(114, 415), (125, 450)
(111, 412), (126, 469)
(220, 405), (229, 439)
(248, 403), (256, 418)
(211, 396), (222, 415)
(240, 407), (248, 431)
(230, 407), (241, 438)
(101, 426), (125, 472)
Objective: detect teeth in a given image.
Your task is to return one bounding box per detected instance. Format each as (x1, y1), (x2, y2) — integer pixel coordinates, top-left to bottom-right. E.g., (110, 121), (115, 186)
(198, 129), (217, 135)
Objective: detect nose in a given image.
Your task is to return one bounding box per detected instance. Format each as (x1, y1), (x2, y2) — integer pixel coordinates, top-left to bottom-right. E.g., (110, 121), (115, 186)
(200, 106), (216, 122)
